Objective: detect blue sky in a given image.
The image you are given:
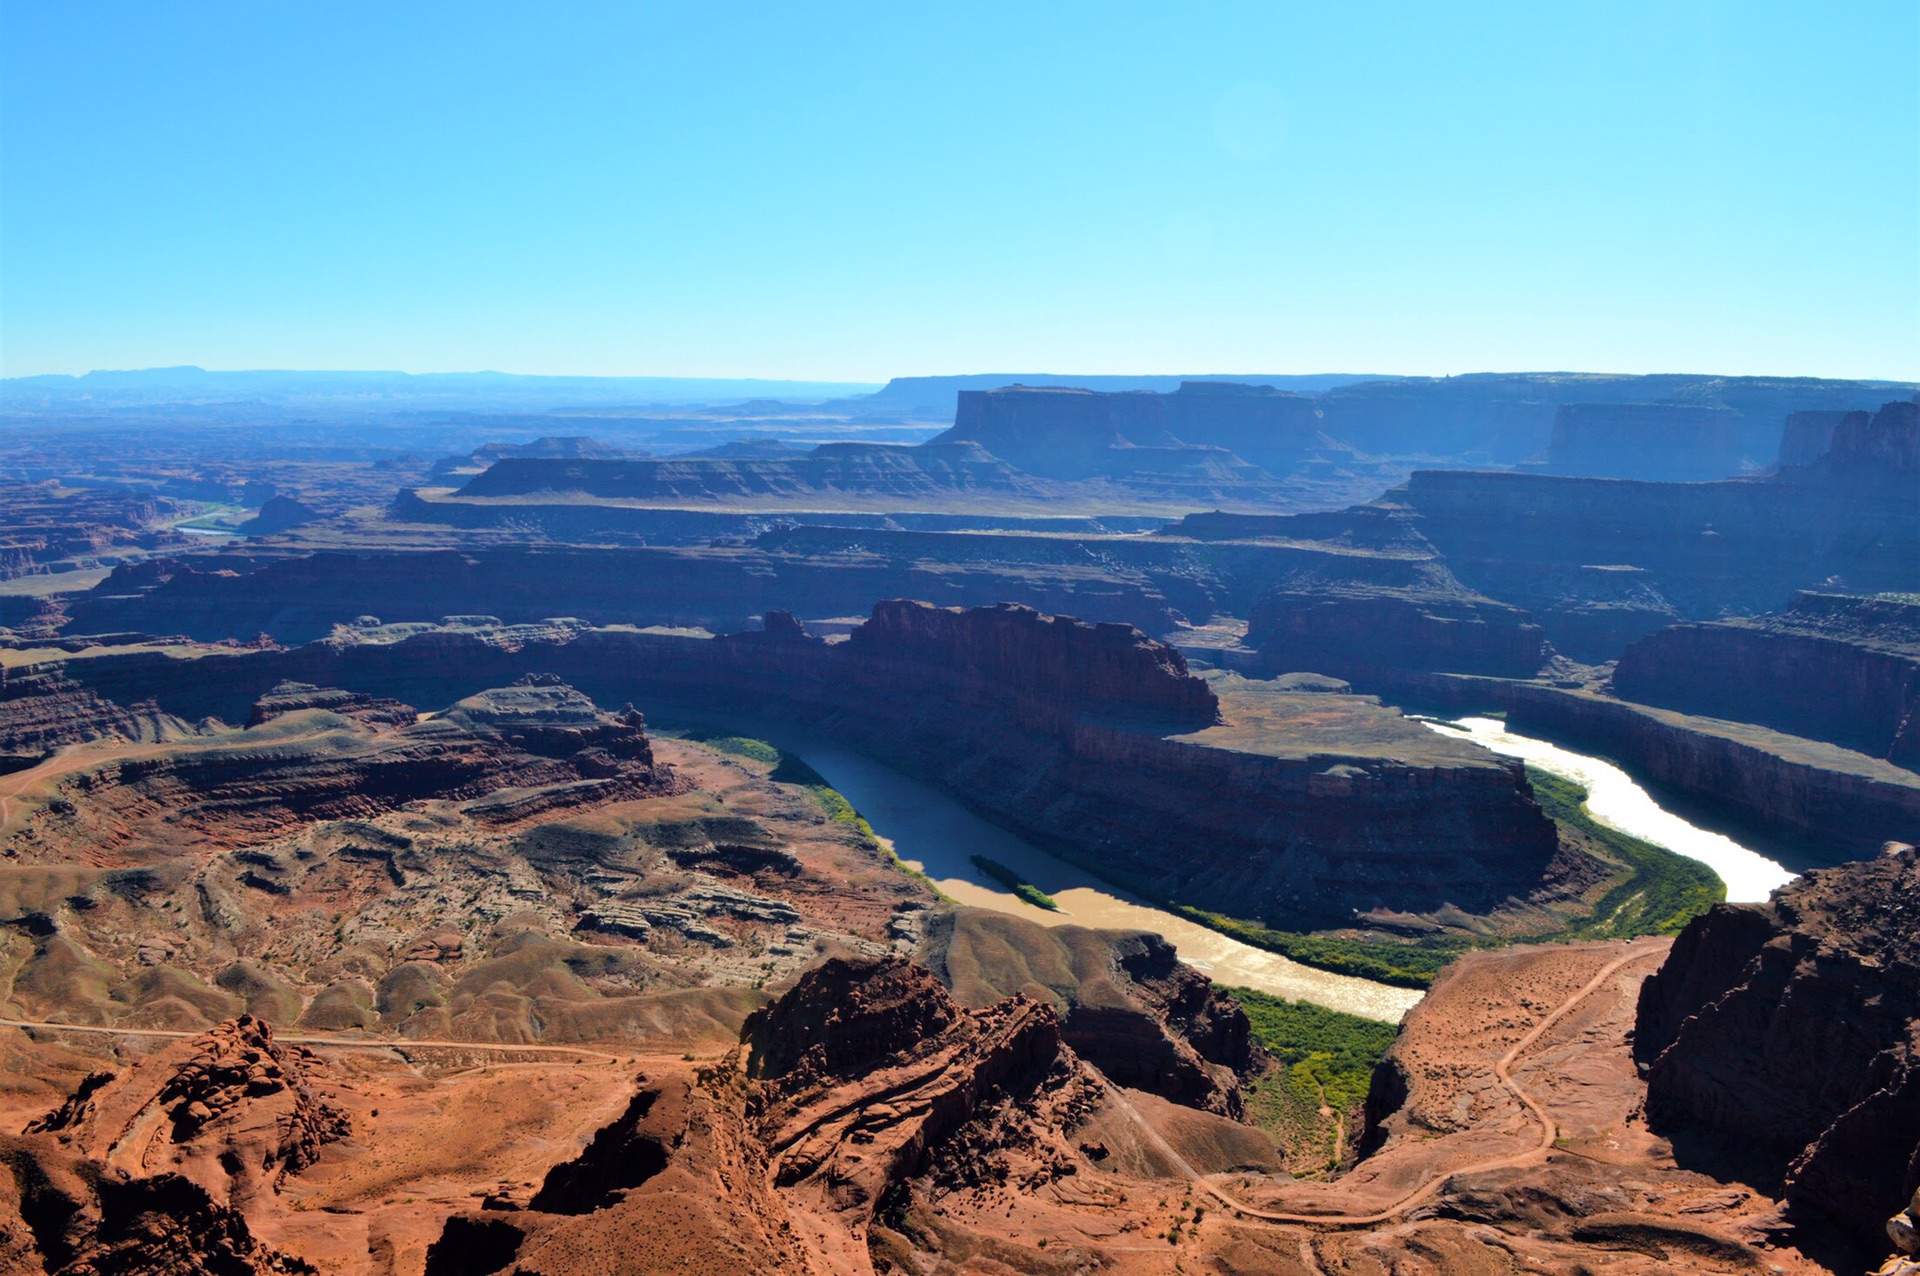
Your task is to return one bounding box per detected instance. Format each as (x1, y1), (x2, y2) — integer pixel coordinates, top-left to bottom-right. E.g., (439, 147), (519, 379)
(3, 2), (1915, 381)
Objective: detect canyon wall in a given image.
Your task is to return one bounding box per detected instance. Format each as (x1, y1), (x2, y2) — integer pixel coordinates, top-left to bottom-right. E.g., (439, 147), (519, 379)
(1542, 402), (1750, 481)
(454, 440), (1043, 502)
(66, 546), (1181, 642)
(1500, 684), (1920, 861)
(937, 380), (1323, 479)
(1777, 409), (1850, 466)
(1635, 845), (1920, 1257)
(1613, 592), (1920, 765)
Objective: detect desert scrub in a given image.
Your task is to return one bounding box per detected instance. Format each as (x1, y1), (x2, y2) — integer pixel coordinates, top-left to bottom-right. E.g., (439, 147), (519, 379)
(1527, 766), (1725, 938)
(1233, 988), (1396, 1171)
(968, 855), (1059, 910)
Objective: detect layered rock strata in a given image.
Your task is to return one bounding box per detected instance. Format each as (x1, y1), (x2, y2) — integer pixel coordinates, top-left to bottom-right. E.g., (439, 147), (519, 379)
(1614, 592), (1920, 765)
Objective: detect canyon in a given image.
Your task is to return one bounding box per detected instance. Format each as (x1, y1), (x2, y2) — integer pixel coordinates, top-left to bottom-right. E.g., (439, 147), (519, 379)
(0, 367), (1913, 1275)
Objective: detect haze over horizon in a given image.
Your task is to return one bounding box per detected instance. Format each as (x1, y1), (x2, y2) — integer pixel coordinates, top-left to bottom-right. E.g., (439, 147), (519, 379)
(3, 2), (1915, 383)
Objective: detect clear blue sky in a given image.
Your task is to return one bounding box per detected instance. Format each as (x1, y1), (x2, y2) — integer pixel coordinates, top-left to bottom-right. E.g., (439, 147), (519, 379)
(3, 2), (1915, 381)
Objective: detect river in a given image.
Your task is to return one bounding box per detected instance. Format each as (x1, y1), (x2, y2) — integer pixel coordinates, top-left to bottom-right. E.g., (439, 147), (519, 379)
(1419, 716), (1796, 903)
(755, 718), (1795, 1026)
(786, 743), (1426, 1023)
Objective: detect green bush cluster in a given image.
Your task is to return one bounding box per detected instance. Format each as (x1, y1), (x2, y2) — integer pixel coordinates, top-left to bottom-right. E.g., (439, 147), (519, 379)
(967, 855), (1060, 910)
(1229, 987), (1398, 1118)
(1526, 766), (1725, 938)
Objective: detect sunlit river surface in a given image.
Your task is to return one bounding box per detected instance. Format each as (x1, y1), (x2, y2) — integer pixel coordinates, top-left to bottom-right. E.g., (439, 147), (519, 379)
(1420, 716), (1795, 903)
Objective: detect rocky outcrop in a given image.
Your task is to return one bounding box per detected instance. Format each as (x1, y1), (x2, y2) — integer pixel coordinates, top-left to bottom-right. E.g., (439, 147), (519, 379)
(0, 1134), (310, 1275)
(3, 1017), (346, 1273)
(25, 1016), (349, 1190)
(745, 956), (1087, 1244)
(1635, 845), (1920, 1256)
(918, 910), (1259, 1117)
(427, 956), (1110, 1275)
(743, 955), (963, 1082)
(1613, 592), (1920, 765)
(1817, 399), (1919, 480)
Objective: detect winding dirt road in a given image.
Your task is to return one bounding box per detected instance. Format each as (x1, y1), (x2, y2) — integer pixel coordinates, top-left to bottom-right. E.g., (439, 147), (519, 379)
(1106, 943), (1664, 1231)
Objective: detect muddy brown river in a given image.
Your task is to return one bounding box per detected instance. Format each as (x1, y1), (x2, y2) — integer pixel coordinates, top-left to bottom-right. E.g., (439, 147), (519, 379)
(786, 742), (1426, 1023)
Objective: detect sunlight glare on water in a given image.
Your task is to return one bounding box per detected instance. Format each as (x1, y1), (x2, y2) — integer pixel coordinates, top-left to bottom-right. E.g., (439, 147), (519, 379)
(1421, 716), (1796, 904)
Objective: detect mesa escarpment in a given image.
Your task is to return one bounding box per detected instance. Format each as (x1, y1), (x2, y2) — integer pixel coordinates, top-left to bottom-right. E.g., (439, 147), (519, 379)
(1540, 401), (1750, 481)
(453, 440), (1046, 503)
(1246, 583), (1547, 679)
(1635, 844), (1920, 1265)
(1614, 592), (1920, 766)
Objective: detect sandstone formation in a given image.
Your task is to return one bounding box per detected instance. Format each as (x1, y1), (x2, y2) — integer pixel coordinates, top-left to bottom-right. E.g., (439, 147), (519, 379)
(24, 1015), (350, 1199)
(425, 954), (1127, 1274)
(0, 1133), (308, 1275)
(1635, 844), (1920, 1262)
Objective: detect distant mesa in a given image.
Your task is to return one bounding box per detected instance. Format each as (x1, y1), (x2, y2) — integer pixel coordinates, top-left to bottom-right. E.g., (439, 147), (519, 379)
(932, 379), (1330, 481)
(474, 435), (633, 462)
(1536, 402), (1752, 481)
(236, 494), (323, 537)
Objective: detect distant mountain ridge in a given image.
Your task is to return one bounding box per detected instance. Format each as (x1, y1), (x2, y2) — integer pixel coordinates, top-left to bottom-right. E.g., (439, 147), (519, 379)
(0, 366), (883, 410)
